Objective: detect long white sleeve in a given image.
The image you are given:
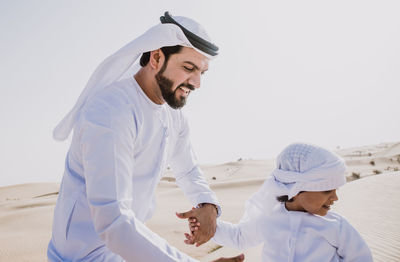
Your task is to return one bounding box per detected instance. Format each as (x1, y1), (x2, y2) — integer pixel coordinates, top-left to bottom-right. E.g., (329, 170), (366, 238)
(81, 105), (198, 262)
(212, 217), (264, 251)
(169, 112), (220, 213)
(337, 217), (373, 262)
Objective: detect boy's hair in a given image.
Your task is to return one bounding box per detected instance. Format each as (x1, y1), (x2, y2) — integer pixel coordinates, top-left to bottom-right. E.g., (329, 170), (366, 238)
(276, 191), (304, 203)
(276, 195), (294, 203)
(139, 45), (183, 67)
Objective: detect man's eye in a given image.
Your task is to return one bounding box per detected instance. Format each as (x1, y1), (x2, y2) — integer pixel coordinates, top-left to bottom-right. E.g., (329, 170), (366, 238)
(184, 66), (194, 72)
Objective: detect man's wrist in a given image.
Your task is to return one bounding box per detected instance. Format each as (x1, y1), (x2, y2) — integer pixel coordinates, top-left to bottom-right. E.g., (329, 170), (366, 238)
(198, 203), (219, 216)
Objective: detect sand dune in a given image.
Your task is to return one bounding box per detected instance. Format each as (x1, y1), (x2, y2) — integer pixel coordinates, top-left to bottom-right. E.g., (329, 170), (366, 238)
(0, 184), (58, 262)
(333, 172), (400, 262)
(375, 142), (400, 158)
(0, 143), (399, 261)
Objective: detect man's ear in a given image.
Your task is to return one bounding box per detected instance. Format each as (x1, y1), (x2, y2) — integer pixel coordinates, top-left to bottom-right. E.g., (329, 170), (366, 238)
(149, 49), (165, 70)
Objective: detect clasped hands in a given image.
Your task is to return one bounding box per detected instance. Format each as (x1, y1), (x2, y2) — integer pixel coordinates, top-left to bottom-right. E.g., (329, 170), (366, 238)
(176, 204), (244, 262)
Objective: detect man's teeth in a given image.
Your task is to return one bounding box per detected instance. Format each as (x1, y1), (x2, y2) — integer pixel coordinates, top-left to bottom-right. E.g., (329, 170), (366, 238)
(180, 87), (190, 94)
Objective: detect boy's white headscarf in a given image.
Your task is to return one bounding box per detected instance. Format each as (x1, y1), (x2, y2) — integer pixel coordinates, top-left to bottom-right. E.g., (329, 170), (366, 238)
(53, 12), (218, 141)
(242, 143), (346, 221)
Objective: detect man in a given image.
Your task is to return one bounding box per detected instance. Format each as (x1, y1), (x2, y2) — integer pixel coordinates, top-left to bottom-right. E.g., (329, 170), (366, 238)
(48, 11), (244, 262)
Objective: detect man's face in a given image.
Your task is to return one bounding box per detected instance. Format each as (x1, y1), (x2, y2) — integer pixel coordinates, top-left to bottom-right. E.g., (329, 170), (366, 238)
(155, 47), (209, 109)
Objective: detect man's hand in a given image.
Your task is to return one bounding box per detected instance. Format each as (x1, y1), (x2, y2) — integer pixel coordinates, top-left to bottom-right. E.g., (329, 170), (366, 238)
(212, 254), (245, 262)
(176, 203), (218, 247)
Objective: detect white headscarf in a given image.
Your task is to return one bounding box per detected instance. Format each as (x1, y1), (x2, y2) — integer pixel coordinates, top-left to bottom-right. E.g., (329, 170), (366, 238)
(241, 143), (346, 221)
(53, 13), (217, 141)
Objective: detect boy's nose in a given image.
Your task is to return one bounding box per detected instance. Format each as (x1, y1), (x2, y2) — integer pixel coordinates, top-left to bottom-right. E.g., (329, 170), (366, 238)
(331, 190), (339, 201)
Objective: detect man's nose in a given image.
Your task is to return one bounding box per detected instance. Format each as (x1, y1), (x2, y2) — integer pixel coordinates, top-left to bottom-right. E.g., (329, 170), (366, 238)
(188, 73), (201, 89)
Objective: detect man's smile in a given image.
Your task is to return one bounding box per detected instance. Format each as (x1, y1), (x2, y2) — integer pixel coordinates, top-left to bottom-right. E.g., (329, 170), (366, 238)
(178, 86), (191, 96)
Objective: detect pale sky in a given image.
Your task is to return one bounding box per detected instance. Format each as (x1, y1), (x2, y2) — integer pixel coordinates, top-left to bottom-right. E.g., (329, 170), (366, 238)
(1, 0), (399, 186)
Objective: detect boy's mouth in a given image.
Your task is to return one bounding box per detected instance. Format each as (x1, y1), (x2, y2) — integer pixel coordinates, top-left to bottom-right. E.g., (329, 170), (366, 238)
(322, 204), (331, 210)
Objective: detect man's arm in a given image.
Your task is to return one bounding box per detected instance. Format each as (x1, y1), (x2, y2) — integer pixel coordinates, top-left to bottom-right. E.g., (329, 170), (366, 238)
(80, 103), (198, 262)
(169, 112), (221, 246)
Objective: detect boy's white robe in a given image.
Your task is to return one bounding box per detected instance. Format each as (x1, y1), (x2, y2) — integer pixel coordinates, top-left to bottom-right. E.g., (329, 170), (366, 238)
(48, 78), (219, 261)
(213, 203), (373, 262)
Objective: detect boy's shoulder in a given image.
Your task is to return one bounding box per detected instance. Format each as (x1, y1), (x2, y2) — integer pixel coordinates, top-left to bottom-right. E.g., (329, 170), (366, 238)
(324, 210), (344, 221)
(299, 211), (345, 234)
(313, 210), (346, 227)
(310, 210), (358, 237)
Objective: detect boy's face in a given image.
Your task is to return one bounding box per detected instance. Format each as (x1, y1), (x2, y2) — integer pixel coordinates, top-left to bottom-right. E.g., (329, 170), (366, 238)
(291, 189), (338, 216)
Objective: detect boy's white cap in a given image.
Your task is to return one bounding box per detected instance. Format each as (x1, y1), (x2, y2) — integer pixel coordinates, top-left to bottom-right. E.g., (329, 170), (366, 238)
(272, 143), (346, 199)
(241, 143), (346, 222)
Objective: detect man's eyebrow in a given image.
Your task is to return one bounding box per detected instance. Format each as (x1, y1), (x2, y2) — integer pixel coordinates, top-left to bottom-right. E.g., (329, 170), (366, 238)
(183, 61), (208, 72)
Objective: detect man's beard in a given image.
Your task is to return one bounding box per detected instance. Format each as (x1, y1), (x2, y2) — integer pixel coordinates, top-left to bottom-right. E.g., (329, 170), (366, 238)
(155, 63), (194, 109)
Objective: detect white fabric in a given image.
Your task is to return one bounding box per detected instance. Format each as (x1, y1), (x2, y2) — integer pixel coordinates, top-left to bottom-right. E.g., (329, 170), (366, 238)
(242, 143), (347, 221)
(213, 204), (373, 262)
(53, 15), (215, 141)
(272, 143), (346, 199)
(48, 78), (220, 261)
(211, 143), (369, 261)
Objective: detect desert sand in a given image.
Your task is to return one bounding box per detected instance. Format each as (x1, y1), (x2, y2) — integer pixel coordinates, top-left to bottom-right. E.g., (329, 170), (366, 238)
(1, 142), (399, 262)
